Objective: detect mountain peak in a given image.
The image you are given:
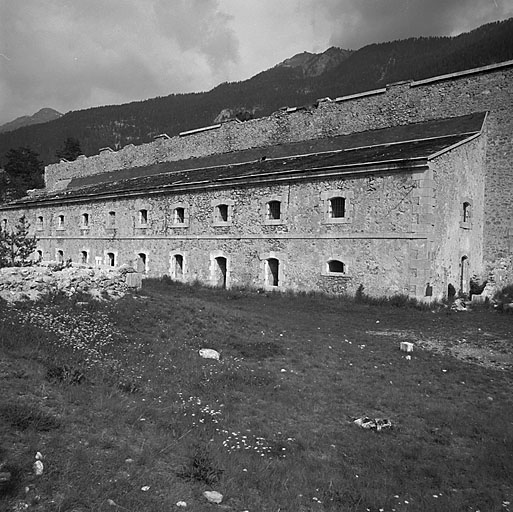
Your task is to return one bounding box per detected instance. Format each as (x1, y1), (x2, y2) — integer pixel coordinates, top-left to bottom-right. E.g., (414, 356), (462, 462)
(278, 47), (353, 77)
(0, 108), (62, 134)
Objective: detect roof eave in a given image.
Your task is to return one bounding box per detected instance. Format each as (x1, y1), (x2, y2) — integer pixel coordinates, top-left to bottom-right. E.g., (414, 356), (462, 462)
(427, 131), (482, 160)
(0, 158), (429, 209)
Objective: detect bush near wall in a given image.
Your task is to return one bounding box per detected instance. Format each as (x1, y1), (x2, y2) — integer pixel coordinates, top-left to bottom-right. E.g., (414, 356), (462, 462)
(0, 216), (37, 268)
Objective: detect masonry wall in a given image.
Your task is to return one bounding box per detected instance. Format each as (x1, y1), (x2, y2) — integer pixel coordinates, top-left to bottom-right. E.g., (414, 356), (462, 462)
(44, 62), (513, 277)
(4, 170), (427, 296)
(426, 136), (486, 299)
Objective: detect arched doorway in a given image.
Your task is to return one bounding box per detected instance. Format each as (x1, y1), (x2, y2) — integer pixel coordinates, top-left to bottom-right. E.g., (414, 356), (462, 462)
(136, 253), (147, 273)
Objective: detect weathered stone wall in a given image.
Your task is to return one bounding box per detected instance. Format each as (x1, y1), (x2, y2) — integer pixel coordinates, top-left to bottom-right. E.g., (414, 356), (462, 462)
(428, 136), (487, 299)
(5, 170), (428, 296)
(44, 61), (513, 270)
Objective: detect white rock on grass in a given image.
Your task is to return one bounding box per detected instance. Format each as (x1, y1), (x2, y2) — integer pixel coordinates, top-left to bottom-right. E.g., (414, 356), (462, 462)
(33, 461), (43, 476)
(203, 491), (223, 504)
(199, 349), (220, 360)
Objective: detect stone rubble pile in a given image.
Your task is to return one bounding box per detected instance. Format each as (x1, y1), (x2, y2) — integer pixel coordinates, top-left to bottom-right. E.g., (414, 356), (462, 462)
(0, 264), (140, 303)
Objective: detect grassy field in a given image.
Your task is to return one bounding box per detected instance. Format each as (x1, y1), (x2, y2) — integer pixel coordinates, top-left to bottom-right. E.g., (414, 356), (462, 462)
(0, 280), (512, 512)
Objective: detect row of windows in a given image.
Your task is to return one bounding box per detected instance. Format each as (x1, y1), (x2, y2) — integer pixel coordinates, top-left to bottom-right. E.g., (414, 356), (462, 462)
(47, 249), (148, 273)
(3, 199), (473, 233)
(38, 249), (348, 286)
(27, 196), (350, 232)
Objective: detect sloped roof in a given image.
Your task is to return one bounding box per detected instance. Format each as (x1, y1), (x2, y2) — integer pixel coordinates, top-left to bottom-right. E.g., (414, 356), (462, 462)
(3, 112), (485, 206)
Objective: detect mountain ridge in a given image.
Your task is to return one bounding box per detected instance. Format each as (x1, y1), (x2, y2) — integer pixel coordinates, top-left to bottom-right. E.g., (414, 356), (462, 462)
(0, 17), (512, 166)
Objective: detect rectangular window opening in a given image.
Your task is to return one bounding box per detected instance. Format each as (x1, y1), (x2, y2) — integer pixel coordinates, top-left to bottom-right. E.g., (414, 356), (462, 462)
(174, 207), (185, 224)
(329, 197), (346, 218)
(139, 209), (148, 225)
(217, 204), (229, 222)
(267, 201), (281, 220)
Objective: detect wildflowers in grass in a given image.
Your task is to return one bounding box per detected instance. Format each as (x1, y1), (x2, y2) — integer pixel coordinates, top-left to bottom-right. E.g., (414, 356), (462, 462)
(5, 303), (135, 386)
(177, 393), (223, 427)
(11, 305), (127, 370)
(217, 429), (294, 459)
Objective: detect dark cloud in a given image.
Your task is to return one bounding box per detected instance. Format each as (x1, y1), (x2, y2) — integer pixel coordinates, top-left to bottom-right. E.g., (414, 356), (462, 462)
(325, 0), (513, 49)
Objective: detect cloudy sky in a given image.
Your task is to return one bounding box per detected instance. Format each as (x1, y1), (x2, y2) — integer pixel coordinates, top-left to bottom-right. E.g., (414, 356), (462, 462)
(0, 0), (512, 126)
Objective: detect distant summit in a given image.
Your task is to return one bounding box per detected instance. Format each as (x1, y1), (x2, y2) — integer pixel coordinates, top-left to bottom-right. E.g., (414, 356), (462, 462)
(0, 108), (62, 133)
(278, 47), (353, 77)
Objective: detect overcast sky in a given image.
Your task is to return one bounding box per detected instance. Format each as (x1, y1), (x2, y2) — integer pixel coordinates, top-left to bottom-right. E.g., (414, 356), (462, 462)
(0, 0), (512, 126)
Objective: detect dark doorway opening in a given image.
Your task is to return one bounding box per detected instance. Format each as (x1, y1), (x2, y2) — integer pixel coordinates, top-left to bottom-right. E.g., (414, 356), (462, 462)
(136, 253), (147, 273)
(215, 256), (227, 289)
(267, 258), (279, 287)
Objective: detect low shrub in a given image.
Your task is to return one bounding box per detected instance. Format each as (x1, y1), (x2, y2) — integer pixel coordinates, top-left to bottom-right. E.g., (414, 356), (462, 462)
(177, 443), (224, 485)
(0, 462), (23, 499)
(494, 284), (513, 305)
(0, 402), (61, 431)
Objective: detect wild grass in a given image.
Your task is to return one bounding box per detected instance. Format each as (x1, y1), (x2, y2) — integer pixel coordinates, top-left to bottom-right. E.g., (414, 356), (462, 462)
(0, 280), (512, 511)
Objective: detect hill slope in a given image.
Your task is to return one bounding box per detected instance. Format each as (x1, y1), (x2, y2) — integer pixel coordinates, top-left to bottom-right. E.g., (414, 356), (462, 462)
(0, 17), (512, 166)
(0, 108), (62, 134)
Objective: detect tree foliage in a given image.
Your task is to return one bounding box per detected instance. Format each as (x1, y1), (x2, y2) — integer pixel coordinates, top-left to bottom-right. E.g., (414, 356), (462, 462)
(56, 137), (82, 161)
(0, 170), (8, 203)
(3, 147), (44, 201)
(0, 216), (38, 267)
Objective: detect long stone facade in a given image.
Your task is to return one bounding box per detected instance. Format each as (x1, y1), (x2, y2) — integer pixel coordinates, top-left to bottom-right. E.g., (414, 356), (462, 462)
(1, 60), (512, 300)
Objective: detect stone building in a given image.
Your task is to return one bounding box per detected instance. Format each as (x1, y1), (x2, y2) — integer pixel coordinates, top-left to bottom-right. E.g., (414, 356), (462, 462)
(1, 59), (512, 300)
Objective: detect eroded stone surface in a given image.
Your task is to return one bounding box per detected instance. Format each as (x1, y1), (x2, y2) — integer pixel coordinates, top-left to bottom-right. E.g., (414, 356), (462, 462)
(0, 265), (134, 302)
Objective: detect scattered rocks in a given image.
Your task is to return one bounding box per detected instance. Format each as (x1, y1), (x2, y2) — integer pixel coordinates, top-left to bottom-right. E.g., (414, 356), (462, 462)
(203, 490), (223, 504)
(0, 264), (136, 302)
(199, 349), (221, 360)
(451, 298), (467, 311)
(353, 417), (392, 431)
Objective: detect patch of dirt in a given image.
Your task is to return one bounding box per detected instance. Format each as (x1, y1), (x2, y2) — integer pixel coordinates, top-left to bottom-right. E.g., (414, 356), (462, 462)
(366, 329), (513, 371)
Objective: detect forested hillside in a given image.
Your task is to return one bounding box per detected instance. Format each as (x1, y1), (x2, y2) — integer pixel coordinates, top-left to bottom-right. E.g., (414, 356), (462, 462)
(1, 17), (512, 166)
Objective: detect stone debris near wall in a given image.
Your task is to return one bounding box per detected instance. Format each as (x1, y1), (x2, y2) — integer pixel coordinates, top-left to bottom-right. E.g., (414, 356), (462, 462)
(0, 264), (139, 303)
